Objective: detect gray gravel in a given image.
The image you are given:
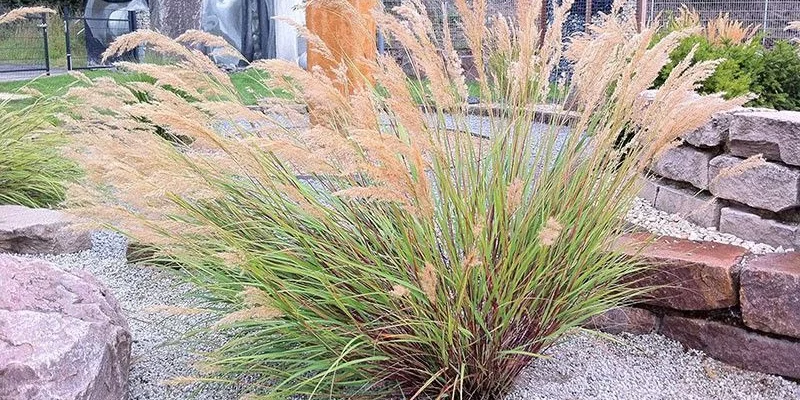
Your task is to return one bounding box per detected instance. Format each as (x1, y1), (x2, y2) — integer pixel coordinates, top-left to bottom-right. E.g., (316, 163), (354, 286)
(508, 331), (800, 400)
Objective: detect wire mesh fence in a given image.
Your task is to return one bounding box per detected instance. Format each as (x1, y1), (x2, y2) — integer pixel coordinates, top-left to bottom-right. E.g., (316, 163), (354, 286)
(0, 13), (49, 74)
(646, 0), (800, 45)
(63, 8), (139, 70)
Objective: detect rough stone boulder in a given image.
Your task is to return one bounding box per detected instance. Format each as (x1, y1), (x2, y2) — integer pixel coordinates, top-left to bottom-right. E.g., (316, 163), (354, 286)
(650, 145), (715, 190)
(0, 255), (131, 400)
(740, 252), (800, 337)
(0, 205), (91, 254)
(709, 155), (800, 213)
(728, 110), (800, 167)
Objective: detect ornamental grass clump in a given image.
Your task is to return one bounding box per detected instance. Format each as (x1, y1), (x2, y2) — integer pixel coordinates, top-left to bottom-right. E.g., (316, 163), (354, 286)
(0, 98), (81, 208)
(63, 0), (746, 398)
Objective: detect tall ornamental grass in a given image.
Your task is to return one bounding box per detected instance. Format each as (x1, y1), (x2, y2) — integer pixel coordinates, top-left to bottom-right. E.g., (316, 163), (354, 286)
(63, 0), (746, 398)
(0, 99), (80, 207)
(0, 7), (80, 208)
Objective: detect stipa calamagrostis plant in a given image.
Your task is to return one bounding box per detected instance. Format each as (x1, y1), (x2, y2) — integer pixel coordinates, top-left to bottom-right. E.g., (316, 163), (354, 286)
(64, 0), (747, 398)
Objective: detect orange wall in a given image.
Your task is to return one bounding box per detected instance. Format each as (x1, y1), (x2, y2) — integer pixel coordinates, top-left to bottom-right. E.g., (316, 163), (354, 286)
(306, 0), (377, 91)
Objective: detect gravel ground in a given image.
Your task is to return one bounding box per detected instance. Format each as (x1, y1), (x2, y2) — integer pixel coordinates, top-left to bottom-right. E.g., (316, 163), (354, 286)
(509, 331), (800, 400)
(626, 197), (790, 254)
(9, 198), (798, 399)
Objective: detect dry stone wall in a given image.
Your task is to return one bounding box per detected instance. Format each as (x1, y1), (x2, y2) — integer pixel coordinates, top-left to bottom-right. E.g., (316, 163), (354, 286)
(589, 235), (800, 380)
(643, 108), (800, 249)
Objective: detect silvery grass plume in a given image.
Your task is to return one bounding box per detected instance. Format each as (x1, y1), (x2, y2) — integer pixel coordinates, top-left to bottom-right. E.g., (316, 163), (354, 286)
(63, 0), (747, 398)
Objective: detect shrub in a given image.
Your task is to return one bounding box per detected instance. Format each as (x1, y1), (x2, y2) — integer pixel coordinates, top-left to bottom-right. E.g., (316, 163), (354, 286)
(750, 40), (800, 111)
(0, 99), (81, 207)
(655, 34), (763, 99)
(64, 1), (745, 399)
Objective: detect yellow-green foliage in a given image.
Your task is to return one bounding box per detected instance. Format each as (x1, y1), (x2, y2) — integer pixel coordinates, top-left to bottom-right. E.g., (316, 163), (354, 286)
(63, 1), (745, 399)
(0, 99), (80, 207)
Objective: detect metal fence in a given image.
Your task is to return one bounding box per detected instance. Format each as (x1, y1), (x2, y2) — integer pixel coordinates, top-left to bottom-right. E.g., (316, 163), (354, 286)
(63, 7), (138, 70)
(646, 0), (800, 45)
(0, 13), (50, 75)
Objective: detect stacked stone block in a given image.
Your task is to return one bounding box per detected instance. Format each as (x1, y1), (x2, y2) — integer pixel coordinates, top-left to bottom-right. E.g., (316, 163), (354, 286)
(589, 235), (800, 380)
(643, 109), (800, 249)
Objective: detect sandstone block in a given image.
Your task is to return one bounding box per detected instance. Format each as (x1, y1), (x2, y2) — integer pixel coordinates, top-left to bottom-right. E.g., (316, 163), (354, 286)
(651, 145), (715, 190)
(616, 234), (746, 310)
(0, 255), (131, 400)
(638, 176), (660, 206)
(0, 205), (91, 254)
(654, 183), (721, 228)
(719, 207), (798, 249)
(683, 107), (772, 148)
(585, 306), (660, 335)
(740, 253), (800, 338)
(729, 110), (800, 167)
(661, 316), (800, 380)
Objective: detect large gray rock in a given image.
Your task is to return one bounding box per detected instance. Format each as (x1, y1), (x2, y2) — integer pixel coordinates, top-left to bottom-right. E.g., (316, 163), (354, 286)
(728, 111), (800, 167)
(651, 145), (715, 190)
(148, 0), (202, 38)
(0, 205), (91, 254)
(654, 183), (721, 228)
(0, 255), (131, 400)
(709, 155), (800, 213)
(718, 207), (798, 248)
(683, 108), (772, 148)
(638, 176), (660, 206)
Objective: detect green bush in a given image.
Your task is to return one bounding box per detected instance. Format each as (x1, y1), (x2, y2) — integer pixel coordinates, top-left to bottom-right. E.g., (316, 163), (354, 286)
(750, 41), (800, 111)
(656, 34), (763, 99)
(0, 99), (81, 207)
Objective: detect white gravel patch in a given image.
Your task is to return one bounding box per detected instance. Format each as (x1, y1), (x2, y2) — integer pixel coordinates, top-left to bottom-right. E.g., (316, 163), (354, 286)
(626, 197), (791, 254)
(15, 231), (242, 400)
(508, 331), (800, 400)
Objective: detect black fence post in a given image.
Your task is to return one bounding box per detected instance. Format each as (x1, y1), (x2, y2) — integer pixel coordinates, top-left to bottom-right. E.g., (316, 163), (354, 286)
(41, 13), (51, 76)
(128, 10), (139, 62)
(64, 7), (72, 71)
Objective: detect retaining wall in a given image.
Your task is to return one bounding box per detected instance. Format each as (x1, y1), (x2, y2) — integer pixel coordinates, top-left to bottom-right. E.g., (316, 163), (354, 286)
(642, 108), (800, 250)
(590, 234), (800, 380)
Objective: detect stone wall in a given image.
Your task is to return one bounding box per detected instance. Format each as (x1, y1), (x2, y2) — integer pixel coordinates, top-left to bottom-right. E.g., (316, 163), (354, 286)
(642, 108), (800, 250)
(589, 234), (800, 380)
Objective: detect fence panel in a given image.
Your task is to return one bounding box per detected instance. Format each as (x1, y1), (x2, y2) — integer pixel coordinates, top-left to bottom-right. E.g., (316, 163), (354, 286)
(646, 0), (800, 45)
(0, 13), (49, 75)
(64, 8), (138, 70)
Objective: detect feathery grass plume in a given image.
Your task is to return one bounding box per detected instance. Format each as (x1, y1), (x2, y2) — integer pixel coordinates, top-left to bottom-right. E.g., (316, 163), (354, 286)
(705, 13), (760, 45)
(0, 6), (54, 25)
(64, 0), (748, 398)
(788, 21), (800, 31)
